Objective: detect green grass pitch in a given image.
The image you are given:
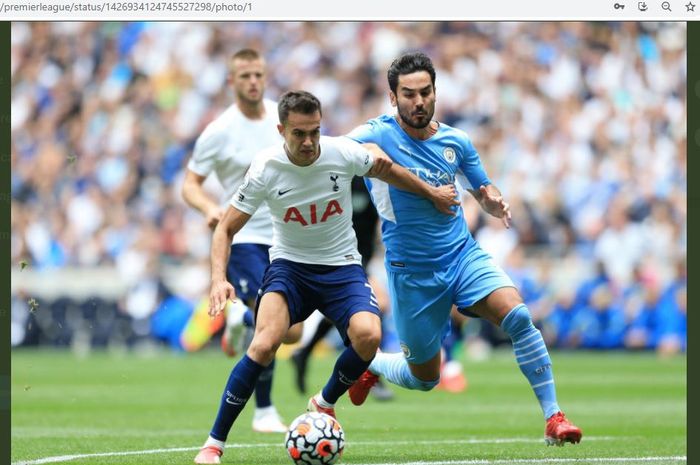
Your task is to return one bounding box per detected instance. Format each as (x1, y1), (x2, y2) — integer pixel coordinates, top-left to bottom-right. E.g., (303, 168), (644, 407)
(11, 348), (686, 465)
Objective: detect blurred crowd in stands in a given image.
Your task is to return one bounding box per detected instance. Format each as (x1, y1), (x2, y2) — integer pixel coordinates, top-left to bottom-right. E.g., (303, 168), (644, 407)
(11, 22), (686, 353)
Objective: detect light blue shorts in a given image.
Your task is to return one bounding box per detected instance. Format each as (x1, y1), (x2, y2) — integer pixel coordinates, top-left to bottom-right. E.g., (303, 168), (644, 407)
(387, 245), (514, 364)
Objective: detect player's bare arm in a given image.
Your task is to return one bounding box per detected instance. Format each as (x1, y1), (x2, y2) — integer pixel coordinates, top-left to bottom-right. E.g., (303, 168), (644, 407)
(182, 169), (225, 229)
(361, 143), (393, 178)
(468, 184), (511, 228)
(368, 162), (459, 215)
(209, 206), (252, 316)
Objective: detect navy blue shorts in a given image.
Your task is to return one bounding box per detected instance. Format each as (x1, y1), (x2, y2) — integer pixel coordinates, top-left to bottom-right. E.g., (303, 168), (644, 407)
(227, 243), (271, 302)
(257, 259), (381, 344)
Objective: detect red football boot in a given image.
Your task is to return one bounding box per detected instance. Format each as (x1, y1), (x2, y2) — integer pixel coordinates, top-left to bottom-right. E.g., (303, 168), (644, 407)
(545, 411), (582, 446)
(348, 370), (380, 406)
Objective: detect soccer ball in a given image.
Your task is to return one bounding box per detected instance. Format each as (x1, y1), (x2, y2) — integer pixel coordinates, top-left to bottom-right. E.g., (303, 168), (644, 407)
(285, 412), (345, 465)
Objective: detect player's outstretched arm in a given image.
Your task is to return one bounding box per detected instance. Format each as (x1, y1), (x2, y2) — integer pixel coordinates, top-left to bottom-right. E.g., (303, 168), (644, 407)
(361, 143), (393, 178)
(468, 184), (511, 228)
(209, 206), (252, 316)
(366, 154), (460, 215)
(182, 169), (225, 230)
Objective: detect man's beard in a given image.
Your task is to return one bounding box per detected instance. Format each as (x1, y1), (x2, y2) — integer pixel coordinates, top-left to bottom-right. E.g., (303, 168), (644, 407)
(397, 105), (433, 129)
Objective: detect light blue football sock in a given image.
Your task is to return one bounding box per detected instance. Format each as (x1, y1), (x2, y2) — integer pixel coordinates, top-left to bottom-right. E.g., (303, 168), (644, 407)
(369, 352), (438, 391)
(501, 304), (561, 419)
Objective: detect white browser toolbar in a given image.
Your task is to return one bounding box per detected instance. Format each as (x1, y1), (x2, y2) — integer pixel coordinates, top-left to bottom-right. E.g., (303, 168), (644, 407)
(0, 0), (698, 20)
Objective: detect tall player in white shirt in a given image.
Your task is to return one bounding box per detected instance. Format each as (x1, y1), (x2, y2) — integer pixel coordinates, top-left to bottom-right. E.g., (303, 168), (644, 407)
(193, 91), (459, 464)
(182, 49), (296, 434)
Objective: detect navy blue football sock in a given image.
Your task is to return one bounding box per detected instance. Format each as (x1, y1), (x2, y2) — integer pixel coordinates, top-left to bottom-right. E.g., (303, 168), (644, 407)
(442, 319), (463, 362)
(321, 345), (371, 404)
(254, 359), (274, 408)
(210, 355), (266, 441)
(243, 309), (255, 328)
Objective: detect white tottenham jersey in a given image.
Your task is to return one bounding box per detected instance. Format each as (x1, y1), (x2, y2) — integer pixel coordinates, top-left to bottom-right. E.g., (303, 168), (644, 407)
(232, 136), (374, 266)
(188, 99), (280, 245)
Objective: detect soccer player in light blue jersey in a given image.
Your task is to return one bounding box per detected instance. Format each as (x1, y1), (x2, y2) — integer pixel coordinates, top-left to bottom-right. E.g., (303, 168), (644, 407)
(347, 52), (582, 446)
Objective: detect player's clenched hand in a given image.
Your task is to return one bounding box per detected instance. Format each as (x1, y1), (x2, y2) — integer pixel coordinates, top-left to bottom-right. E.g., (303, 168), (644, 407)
(209, 279), (237, 317)
(430, 184), (460, 215)
(369, 152), (393, 178)
(479, 185), (511, 228)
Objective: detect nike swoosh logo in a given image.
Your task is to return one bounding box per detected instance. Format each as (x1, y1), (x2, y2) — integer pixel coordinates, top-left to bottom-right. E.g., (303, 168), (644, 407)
(225, 391), (246, 406)
(278, 188), (293, 196)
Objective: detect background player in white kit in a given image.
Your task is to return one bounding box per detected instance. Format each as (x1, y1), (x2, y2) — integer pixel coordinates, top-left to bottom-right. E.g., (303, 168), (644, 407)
(182, 48), (298, 434)
(193, 90), (459, 464)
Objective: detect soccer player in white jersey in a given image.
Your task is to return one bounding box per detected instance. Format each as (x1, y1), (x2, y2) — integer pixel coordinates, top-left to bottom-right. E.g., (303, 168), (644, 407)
(346, 52), (582, 446)
(182, 49), (297, 434)
(193, 91), (458, 464)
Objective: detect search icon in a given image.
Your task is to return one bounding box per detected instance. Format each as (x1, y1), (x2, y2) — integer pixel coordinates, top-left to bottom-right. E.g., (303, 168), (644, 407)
(662, 1), (672, 10)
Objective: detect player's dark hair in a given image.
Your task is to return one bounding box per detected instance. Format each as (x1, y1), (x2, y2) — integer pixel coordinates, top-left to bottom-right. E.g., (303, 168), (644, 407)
(387, 52), (436, 94)
(278, 91), (322, 124)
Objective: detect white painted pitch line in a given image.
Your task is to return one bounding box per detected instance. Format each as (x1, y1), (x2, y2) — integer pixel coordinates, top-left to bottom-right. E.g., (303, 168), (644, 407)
(365, 458), (687, 465)
(12, 446), (201, 465)
(353, 437), (620, 446)
(8, 437), (669, 465)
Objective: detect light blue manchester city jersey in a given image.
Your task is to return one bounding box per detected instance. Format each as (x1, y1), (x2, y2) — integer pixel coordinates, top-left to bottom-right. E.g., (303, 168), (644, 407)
(348, 114), (491, 272)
